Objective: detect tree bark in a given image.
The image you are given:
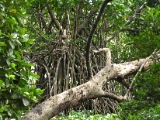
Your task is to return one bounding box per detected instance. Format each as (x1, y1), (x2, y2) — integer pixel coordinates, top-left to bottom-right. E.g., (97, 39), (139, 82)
(21, 49), (157, 120)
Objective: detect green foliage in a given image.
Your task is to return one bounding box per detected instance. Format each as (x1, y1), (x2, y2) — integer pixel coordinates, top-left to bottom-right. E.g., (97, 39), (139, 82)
(0, 0), (43, 119)
(108, 0), (160, 63)
(118, 62), (160, 119)
(118, 101), (160, 119)
(108, 3), (160, 119)
(134, 62), (160, 101)
(51, 110), (118, 120)
(126, 5), (160, 58)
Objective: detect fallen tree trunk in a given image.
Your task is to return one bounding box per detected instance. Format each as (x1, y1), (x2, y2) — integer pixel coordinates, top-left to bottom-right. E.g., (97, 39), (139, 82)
(21, 48), (158, 120)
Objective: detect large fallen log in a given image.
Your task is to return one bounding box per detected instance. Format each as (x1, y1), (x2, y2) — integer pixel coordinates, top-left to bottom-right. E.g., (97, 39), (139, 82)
(21, 48), (158, 120)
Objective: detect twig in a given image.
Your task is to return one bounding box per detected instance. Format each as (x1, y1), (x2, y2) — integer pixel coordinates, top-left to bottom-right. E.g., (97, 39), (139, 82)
(125, 2), (147, 26)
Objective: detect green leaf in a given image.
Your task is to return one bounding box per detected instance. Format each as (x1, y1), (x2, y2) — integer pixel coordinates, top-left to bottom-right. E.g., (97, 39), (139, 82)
(29, 72), (39, 79)
(21, 34), (29, 42)
(10, 63), (16, 70)
(22, 98), (30, 106)
(8, 75), (15, 79)
(11, 33), (18, 38)
(19, 28), (27, 35)
(28, 39), (35, 44)
(8, 48), (15, 58)
(7, 18), (17, 25)
(11, 93), (19, 99)
(24, 92), (29, 96)
(0, 80), (5, 87)
(32, 96), (38, 103)
(19, 79), (27, 85)
(26, 63), (34, 67)
(6, 59), (10, 65)
(0, 42), (5, 46)
(15, 39), (22, 46)
(35, 88), (44, 95)
(14, 50), (21, 60)
(0, 105), (9, 113)
(8, 41), (15, 49)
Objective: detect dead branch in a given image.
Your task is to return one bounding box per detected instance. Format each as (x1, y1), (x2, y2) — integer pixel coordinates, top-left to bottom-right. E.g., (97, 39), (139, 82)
(93, 48), (111, 65)
(125, 2), (147, 26)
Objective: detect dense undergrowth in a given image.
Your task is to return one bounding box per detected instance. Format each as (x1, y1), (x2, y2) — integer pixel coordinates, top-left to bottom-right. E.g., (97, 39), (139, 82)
(51, 110), (118, 120)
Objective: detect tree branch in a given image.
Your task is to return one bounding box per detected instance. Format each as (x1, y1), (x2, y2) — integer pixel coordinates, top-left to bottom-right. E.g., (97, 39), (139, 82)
(86, 0), (113, 79)
(125, 2), (147, 26)
(77, 8), (97, 34)
(101, 92), (124, 102)
(93, 48), (111, 65)
(47, 4), (63, 32)
(115, 77), (130, 89)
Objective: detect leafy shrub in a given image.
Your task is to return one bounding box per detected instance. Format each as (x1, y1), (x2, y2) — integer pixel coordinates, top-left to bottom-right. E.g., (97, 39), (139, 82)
(0, 1), (43, 119)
